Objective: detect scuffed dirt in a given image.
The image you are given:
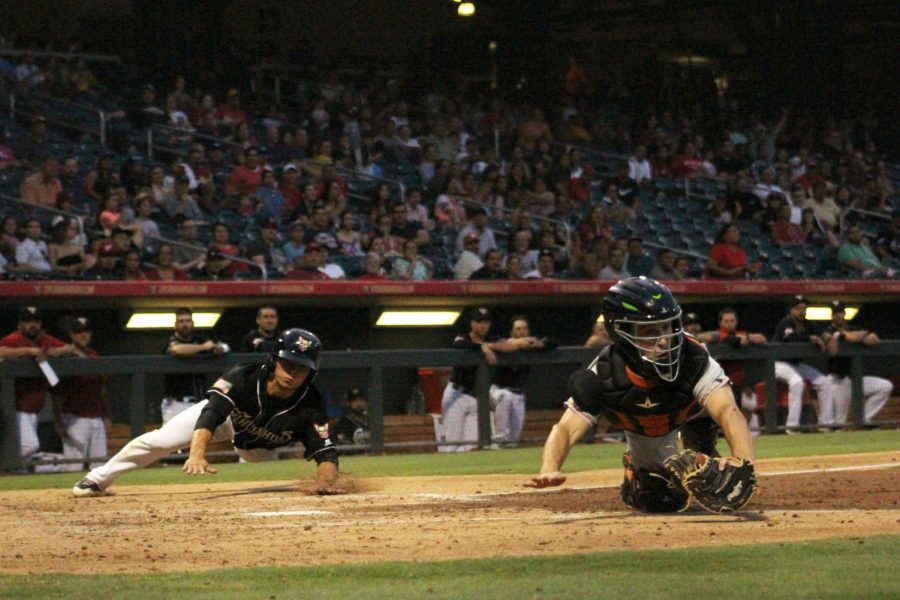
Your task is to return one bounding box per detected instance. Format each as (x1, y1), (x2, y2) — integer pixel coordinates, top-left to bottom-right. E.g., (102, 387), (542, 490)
(0, 452), (897, 574)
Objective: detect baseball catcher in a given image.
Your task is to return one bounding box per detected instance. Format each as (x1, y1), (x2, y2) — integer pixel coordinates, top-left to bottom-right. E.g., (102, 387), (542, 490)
(526, 276), (757, 513)
(73, 328), (340, 497)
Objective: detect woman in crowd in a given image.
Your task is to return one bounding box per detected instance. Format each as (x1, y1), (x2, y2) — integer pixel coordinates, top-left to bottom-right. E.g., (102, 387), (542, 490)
(122, 249), (148, 280)
(145, 243), (187, 280)
(335, 211), (364, 257)
(391, 239), (433, 281)
(705, 223), (760, 279)
(577, 204), (614, 248)
(47, 217), (85, 276)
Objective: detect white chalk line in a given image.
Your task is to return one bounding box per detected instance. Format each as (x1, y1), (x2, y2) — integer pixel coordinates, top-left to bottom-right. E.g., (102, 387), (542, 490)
(240, 462), (899, 517)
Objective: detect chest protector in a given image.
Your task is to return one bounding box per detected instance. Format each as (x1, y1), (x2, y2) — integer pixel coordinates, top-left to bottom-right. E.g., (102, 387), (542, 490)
(569, 342), (710, 437)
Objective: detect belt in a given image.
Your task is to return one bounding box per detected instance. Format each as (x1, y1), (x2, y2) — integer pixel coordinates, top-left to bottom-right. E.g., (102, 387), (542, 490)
(163, 396), (197, 403)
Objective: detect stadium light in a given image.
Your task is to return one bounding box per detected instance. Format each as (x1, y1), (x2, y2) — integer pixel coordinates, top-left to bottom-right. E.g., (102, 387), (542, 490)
(458, 2), (476, 17)
(375, 310), (461, 327)
(126, 311), (222, 329)
(805, 306), (858, 321)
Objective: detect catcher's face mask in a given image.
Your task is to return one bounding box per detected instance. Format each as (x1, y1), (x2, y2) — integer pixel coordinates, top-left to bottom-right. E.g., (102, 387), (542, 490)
(613, 314), (684, 382)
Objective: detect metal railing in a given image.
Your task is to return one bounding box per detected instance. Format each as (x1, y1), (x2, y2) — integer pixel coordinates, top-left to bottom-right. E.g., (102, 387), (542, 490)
(145, 124), (241, 160)
(335, 166), (407, 203)
(2, 342), (897, 470)
(7, 92), (107, 146)
(0, 48), (122, 64)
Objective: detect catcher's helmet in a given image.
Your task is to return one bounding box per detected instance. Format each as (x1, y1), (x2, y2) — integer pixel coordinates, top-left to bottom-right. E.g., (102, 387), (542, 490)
(602, 276), (683, 382)
(267, 328), (322, 380)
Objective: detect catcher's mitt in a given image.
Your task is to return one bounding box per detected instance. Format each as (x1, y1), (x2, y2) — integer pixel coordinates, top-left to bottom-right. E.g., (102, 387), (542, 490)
(664, 450), (757, 513)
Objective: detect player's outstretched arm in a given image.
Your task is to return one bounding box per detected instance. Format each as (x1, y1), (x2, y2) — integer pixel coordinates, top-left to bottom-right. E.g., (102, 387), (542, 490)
(525, 408), (591, 488)
(705, 386), (754, 462)
(182, 428), (218, 475)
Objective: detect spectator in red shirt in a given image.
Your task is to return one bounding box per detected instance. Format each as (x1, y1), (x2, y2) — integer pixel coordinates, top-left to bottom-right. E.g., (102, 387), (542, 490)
(146, 243), (188, 280)
(0, 307), (79, 462)
(286, 243), (330, 279)
(705, 224), (761, 279)
(216, 89), (247, 126)
(278, 163), (302, 211)
(770, 205), (805, 246)
(225, 147), (262, 196)
(671, 142), (705, 178)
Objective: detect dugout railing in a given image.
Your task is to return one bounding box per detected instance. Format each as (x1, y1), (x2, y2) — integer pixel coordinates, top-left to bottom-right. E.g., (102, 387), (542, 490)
(1, 341), (898, 470)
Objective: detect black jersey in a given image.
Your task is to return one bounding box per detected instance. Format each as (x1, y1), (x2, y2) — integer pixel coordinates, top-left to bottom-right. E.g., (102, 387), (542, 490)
(772, 316), (825, 364)
(450, 332), (499, 393)
(566, 338), (729, 437)
(240, 329), (277, 353)
(196, 362), (337, 462)
(164, 332), (214, 401)
(824, 324), (857, 377)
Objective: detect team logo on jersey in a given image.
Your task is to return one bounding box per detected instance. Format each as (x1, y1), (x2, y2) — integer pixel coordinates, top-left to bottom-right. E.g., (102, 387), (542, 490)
(635, 397), (660, 409)
(295, 337), (313, 351)
(314, 423), (330, 439)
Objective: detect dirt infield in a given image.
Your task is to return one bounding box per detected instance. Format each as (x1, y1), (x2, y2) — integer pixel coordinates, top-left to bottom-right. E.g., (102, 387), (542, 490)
(1, 452), (898, 574)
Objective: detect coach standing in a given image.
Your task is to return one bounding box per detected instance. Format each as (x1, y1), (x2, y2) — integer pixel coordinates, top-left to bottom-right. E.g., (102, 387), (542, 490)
(58, 316), (109, 471)
(240, 306), (280, 353)
(441, 308), (535, 452)
(162, 307), (229, 423)
(490, 315), (556, 447)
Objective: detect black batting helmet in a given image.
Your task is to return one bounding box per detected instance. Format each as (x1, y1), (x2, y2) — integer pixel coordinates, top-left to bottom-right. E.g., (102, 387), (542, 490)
(602, 276), (683, 382)
(267, 328), (322, 380)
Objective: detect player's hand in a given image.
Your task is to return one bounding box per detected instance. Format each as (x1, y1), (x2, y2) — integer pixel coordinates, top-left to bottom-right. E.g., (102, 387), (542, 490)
(182, 456), (218, 475)
(54, 421), (69, 441)
(524, 472), (567, 488)
(483, 347), (498, 366)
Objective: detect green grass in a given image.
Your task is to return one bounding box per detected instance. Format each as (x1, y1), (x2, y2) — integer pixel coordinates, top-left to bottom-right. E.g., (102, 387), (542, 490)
(1, 430), (897, 492)
(1, 536), (897, 599)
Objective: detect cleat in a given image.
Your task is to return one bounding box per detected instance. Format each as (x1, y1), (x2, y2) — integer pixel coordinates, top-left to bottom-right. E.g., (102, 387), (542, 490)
(72, 478), (105, 498)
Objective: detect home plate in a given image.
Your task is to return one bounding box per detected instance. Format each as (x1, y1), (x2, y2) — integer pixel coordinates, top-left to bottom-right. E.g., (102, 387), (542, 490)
(247, 510), (334, 517)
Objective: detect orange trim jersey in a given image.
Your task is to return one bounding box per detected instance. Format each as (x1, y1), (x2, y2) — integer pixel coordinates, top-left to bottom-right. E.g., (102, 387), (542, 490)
(565, 339), (730, 437)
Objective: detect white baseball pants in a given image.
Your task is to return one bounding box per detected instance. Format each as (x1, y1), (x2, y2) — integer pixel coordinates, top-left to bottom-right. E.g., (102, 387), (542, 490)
(830, 375), (893, 426)
(490, 385), (525, 446)
(16, 411), (41, 459)
(62, 414), (107, 472)
(441, 383), (479, 452)
(774, 361), (805, 429)
(84, 399), (274, 490)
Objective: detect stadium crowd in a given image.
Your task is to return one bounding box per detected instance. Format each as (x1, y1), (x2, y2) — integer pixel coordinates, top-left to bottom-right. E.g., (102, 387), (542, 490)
(0, 49), (897, 281)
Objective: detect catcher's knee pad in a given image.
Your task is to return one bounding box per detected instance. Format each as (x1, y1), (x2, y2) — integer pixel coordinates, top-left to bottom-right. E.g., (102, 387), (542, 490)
(679, 416), (721, 457)
(620, 452), (688, 513)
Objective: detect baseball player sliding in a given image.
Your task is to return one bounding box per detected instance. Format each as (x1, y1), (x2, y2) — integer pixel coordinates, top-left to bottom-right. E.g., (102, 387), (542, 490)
(527, 277), (757, 513)
(73, 328), (340, 497)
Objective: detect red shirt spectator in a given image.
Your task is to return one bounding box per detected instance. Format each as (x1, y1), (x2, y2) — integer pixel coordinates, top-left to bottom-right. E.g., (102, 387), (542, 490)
(216, 89), (247, 125)
(671, 143), (705, 178)
(226, 165), (261, 197)
(705, 224), (759, 279)
(285, 243), (331, 279)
